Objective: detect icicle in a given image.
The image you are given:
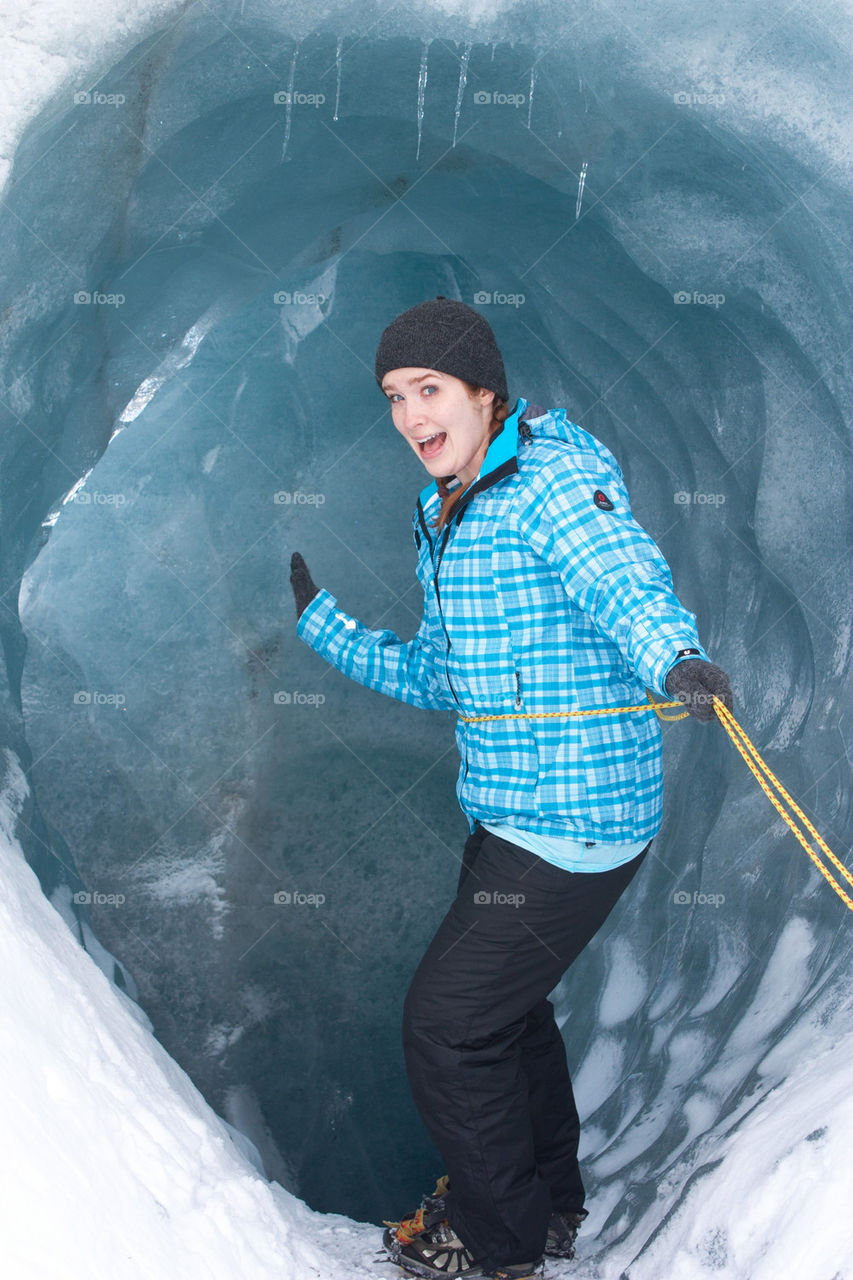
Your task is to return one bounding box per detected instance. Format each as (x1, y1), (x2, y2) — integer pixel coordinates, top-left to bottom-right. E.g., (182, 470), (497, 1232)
(452, 43), (472, 147)
(334, 35), (343, 122)
(527, 65), (536, 129)
(280, 41), (301, 162)
(416, 39), (431, 162)
(575, 161), (588, 219)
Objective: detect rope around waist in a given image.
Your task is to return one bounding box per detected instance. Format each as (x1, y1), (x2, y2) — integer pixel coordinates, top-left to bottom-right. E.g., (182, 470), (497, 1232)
(457, 693), (852, 913)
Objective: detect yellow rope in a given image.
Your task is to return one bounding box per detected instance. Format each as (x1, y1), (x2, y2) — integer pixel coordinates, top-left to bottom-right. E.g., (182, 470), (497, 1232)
(709, 696), (853, 912)
(458, 693), (853, 912)
(457, 693), (690, 723)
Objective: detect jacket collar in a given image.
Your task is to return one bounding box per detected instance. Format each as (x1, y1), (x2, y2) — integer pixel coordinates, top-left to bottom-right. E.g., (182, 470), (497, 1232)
(417, 396), (529, 512)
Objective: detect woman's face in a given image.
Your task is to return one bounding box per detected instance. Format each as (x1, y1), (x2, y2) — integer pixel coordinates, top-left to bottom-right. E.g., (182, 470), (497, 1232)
(381, 368), (495, 488)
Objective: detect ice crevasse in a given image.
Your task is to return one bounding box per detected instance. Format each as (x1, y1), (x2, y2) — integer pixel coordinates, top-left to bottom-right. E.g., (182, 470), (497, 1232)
(0, 1), (851, 1278)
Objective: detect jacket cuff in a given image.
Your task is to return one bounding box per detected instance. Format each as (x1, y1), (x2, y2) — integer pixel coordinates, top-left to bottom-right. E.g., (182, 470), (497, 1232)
(656, 646), (711, 697)
(295, 587), (341, 652)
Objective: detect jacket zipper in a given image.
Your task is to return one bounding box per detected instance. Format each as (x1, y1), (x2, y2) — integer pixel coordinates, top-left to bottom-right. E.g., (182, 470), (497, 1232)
(432, 525), (460, 707)
(415, 497), (434, 554)
(515, 670), (522, 709)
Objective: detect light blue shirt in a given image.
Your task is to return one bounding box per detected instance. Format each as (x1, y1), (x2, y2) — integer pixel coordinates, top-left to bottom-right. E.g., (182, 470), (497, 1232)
(479, 821), (650, 873)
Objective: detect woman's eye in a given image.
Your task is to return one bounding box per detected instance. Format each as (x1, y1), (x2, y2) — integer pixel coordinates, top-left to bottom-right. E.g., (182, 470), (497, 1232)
(387, 385), (437, 402)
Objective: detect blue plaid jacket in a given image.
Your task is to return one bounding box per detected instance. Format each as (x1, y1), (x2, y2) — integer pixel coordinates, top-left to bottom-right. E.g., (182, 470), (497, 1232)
(296, 397), (710, 842)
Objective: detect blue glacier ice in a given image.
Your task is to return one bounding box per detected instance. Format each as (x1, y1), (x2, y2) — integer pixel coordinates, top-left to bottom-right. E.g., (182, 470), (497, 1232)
(0, 0), (850, 1268)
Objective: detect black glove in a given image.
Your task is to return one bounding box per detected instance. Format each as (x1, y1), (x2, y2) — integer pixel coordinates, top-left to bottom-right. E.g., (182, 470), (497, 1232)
(290, 552), (320, 620)
(664, 658), (733, 723)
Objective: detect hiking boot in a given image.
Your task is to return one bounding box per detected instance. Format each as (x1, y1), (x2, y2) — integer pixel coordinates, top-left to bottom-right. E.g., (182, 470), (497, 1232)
(383, 1174), (586, 1262)
(382, 1174), (452, 1256)
(384, 1215), (543, 1278)
(385, 1217), (479, 1275)
(545, 1207), (588, 1259)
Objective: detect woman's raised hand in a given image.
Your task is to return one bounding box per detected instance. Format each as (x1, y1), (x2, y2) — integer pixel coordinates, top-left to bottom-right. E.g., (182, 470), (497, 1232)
(290, 552), (320, 619)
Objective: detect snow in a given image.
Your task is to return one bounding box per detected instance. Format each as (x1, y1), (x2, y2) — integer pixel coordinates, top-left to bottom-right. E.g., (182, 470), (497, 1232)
(573, 1033), (627, 1119)
(623, 1029), (853, 1280)
(0, 0), (177, 198)
(597, 938), (650, 1028)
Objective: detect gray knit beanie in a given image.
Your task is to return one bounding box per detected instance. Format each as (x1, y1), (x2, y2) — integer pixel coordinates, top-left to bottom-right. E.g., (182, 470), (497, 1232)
(374, 296), (508, 402)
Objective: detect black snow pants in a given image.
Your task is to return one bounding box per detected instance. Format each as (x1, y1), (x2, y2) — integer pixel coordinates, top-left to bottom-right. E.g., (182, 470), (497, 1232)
(402, 822), (649, 1272)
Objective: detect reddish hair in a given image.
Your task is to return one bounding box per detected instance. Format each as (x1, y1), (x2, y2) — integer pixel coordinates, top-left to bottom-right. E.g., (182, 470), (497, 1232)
(430, 383), (512, 533)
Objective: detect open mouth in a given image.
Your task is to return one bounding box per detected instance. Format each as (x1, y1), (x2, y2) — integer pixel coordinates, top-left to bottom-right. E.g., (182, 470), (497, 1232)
(418, 431), (447, 459)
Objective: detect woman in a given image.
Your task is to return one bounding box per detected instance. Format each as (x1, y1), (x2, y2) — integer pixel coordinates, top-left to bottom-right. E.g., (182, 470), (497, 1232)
(290, 297), (733, 1280)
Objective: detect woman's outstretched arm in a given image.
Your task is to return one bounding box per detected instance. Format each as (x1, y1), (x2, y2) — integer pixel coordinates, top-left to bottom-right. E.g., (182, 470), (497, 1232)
(514, 453), (724, 703)
(290, 552), (456, 712)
